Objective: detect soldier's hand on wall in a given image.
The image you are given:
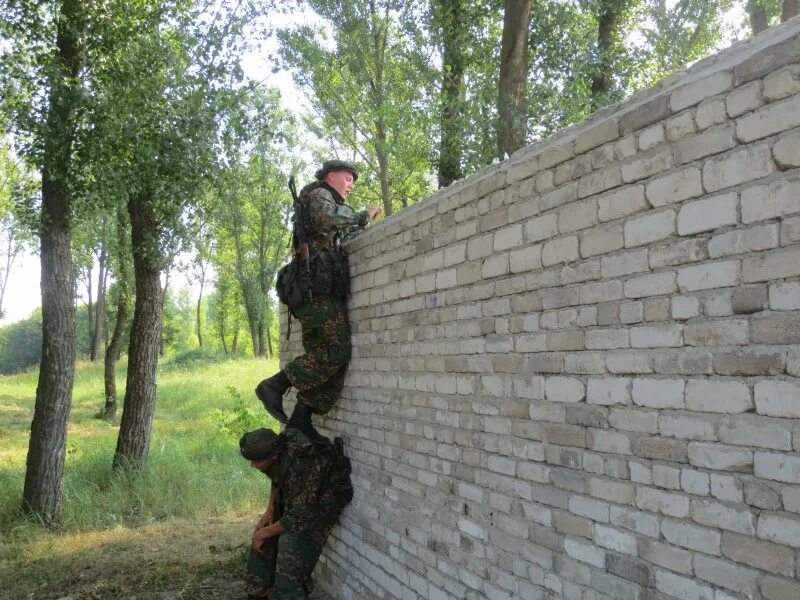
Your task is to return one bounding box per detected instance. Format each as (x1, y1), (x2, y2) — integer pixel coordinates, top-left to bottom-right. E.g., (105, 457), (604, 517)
(367, 206), (381, 222)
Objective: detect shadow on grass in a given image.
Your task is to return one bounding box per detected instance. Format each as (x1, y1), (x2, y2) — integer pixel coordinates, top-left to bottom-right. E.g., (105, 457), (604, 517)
(0, 517), (252, 600)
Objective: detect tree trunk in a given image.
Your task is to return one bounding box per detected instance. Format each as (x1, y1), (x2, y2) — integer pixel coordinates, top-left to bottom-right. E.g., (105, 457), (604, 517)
(196, 270), (205, 348)
(103, 291), (128, 420)
(113, 193), (163, 469)
(783, 0), (799, 21)
(159, 265), (170, 357)
(91, 229), (108, 362)
(22, 0), (82, 522)
(85, 265), (93, 355)
(590, 0), (626, 110)
(437, 0), (466, 188)
(257, 321), (266, 358)
(747, 0), (769, 34)
(497, 0), (531, 158)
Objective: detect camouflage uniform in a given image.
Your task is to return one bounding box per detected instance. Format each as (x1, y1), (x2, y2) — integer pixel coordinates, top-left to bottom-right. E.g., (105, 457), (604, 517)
(244, 429), (353, 600)
(283, 181), (369, 415)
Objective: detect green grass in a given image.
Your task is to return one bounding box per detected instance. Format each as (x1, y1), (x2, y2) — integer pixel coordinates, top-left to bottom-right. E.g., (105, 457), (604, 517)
(0, 355), (280, 599)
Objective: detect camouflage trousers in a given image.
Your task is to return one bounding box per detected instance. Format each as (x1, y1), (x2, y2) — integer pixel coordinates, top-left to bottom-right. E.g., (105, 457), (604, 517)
(245, 519), (338, 599)
(284, 295), (351, 415)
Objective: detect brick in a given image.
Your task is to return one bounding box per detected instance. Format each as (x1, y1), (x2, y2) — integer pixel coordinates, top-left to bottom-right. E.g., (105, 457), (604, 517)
(593, 524), (637, 555)
(736, 94), (800, 142)
(702, 143), (775, 193)
(649, 238), (708, 268)
(671, 296), (700, 319)
(638, 123), (664, 150)
(610, 506), (659, 538)
(659, 413), (716, 441)
(580, 224), (623, 257)
(558, 199), (597, 234)
(601, 249), (649, 278)
(624, 210), (675, 247)
(661, 519), (720, 554)
(695, 98), (727, 130)
(687, 442), (753, 472)
(751, 313), (800, 344)
(771, 281), (800, 310)
(578, 166), (622, 198)
(719, 418), (792, 451)
(632, 378), (684, 409)
(597, 185), (647, 222)
(691, 498), (757, 535)
(743, 247), (800, 283)
(645, 167), (703, 207)
(744, 477), (783, 508)
(680, 469), (710, 495)
(762, 576), (800, 600)
(539, 141), (574, 169)
(630, 324), (683, 348)
(710, 473), (743, 503)
(523, 214), (558, 243)
(715, 350), (784, 376)
(606, 554), (652, 587)
(564, 538), (605, 568)
(684, 379), (752, 414)
(587, 378), (630, 406)
(621, 148), (674, 183)
(708, 223), (779, 258)
(755, 380), (800, 417)
(656, 350), (714, 375)
(773, 130), (800, 169)
(731, 284), (768, 314)
(652, 463), (681, 489)
(620, 301), (644, 323)
(693, 555), (761, 598)
(725, 81), (763, 117)
(741, 173), (800, 223)
(545, 377), (585, 403)
(509, 245), (543, 273)
(580, 280), (623, 304)
(670, 71), (732, 111)
(676, 193), (738, 236)
(542, 236), (579, 267)
(677, 260), (739, 292)
(763, 65), (800, 101)
(575, 118), (619, 154)
(754, 452), (800, 484)
(633, 436), (688, 463)
(757, 514), (800, 548)
(606, 351), (651, 374)
(642, 542), (692, 575)
(624, 272), (677, 299)
(636, 487), (690, 519)
(482, 253), (509, 278)
(782, 215), (800, 245)
(665, 111), (695, 141)
(567, 404), (608, 428)
(621, 94), (669, 134)
(674, 124), (736, 164)
(493, 223), (522, 251)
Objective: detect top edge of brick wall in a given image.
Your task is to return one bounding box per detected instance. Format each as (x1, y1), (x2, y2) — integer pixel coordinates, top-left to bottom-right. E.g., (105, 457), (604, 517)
(345, 17), (800, 255)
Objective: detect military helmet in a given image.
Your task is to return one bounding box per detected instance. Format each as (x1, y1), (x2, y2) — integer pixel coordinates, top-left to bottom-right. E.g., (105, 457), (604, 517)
(240, 428), (283, 460)
(315, 159), (359, 181)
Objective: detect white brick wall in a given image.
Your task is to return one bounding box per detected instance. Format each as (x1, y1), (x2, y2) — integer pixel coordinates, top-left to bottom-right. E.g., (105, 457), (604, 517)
(282, 20), (800, 600)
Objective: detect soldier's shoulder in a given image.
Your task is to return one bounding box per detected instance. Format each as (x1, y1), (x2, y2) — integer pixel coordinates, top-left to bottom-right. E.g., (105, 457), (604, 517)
(302, 183), (335, 204)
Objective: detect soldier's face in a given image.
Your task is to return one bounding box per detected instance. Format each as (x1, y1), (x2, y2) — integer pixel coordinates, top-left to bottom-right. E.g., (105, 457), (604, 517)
(250, 455), (278, 472)
(326, 171), (355, 198)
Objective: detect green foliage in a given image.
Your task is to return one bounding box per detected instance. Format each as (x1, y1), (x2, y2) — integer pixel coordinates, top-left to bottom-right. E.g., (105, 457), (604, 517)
(0, 357), (277, 534)
(0, 309), (42, 374)
(211, 385), (268, 441)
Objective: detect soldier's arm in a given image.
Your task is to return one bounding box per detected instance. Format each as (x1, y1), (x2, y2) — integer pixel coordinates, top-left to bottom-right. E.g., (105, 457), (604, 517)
(307, 188), (369, 233)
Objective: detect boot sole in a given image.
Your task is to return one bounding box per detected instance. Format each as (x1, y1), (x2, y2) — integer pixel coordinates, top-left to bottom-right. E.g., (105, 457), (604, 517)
(255, 382), (289, 424)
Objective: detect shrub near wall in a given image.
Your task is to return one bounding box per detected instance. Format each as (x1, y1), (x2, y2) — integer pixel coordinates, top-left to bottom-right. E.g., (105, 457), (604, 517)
(283, 19), (800, 600)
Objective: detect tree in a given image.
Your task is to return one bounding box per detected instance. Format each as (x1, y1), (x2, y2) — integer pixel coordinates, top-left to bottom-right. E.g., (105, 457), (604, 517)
(497, 0), (531, 157)
(81, 0), (250, 469)
(783, 0), (798, 21)
(589, 0), (639, 110)
(1, 0), (87, 522)
(747, 0), (770, 33)
(279, 0), (436, 216)
(433, 0), (467, 187)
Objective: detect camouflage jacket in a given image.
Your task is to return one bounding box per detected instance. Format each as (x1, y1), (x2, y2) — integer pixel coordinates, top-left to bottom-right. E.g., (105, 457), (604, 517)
(298, 181), (369, 256)
(268, 429), (351, 534)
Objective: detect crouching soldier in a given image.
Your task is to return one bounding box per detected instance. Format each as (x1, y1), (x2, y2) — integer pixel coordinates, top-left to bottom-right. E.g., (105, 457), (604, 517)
(240, 427), (353, 600)
(257, 160), (380, 442)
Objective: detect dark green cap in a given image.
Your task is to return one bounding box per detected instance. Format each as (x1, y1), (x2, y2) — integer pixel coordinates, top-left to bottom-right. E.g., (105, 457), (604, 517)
(315, 159), (358, 181)
(239, 428), (283, 460)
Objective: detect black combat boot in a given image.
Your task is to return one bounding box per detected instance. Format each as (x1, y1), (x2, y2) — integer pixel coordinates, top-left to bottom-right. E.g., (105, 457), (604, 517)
(286, 402), (330, 445)
(255, 370), (291, 424)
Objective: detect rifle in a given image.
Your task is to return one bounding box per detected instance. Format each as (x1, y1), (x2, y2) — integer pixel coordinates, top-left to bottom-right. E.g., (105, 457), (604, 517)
(288, 176), (313, 302)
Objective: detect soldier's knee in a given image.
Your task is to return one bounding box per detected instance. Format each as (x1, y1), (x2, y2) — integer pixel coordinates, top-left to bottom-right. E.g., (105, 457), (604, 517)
(327, 343), (351, 366)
